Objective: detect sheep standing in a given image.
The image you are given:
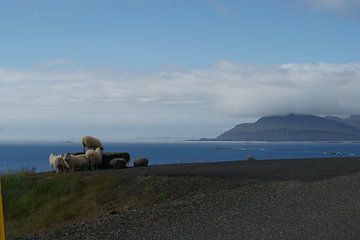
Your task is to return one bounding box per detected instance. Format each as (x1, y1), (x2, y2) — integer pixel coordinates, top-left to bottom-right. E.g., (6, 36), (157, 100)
(95, 147), (103, 164)
(82, 135), (104, 152)
(86, 148), (103, 170)
(49, 153), (67, 173)
(49, 153), (54, 171)
(62, 153), (90, 171)
(133, 158), (149, 167)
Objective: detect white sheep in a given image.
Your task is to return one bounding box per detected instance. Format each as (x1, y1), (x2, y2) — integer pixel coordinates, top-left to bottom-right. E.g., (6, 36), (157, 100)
(82, 135), (104, 152)
(49, 153), (67, 173)
(62, 153), (90, 171)
(85, 149), (96, 170)
(85, 148), (103, 170)
(95, 147), (103, 164)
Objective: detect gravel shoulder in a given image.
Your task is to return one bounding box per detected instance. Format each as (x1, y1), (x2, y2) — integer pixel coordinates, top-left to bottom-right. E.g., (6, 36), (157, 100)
(21, 157), (360, 240)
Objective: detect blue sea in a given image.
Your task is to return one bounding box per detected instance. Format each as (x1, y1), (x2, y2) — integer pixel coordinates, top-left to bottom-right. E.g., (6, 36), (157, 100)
(0, 141), (360, 173)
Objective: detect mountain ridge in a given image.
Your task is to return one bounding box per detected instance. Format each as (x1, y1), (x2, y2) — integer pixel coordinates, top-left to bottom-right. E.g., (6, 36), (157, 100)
(205, 114), (360, 141)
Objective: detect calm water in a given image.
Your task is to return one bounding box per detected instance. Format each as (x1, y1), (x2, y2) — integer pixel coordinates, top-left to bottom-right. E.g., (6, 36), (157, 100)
(0, 141), (360, 172)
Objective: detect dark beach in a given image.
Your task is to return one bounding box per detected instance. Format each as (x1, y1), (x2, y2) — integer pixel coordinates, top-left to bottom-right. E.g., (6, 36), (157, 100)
(12, 157), (360, 240)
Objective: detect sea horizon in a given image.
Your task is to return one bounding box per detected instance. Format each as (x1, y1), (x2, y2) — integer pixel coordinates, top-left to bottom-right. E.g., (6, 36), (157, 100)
(1, 141), (360, 173)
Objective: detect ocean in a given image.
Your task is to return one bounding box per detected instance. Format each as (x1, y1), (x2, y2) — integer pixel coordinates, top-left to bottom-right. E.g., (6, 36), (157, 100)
(0, 141), (360, 173)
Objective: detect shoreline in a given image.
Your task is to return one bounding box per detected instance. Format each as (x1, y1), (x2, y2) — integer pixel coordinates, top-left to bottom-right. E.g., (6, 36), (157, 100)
(40, 156), (360, 180)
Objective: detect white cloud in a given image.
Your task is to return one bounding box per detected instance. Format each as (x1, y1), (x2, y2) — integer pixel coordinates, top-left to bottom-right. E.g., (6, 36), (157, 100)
(1, 62), (360, 138)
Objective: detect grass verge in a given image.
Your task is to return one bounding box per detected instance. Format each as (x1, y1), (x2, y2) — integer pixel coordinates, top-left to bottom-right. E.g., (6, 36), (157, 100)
(1, 170), (238, 238)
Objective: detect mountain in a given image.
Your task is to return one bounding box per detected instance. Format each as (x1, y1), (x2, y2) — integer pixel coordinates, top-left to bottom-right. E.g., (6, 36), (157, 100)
(213, 114), (360, 141)
(325, 115), (360, 128)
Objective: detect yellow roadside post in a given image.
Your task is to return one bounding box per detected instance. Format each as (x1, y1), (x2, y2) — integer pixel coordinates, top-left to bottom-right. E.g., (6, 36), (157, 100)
(0, 177), (5, 240)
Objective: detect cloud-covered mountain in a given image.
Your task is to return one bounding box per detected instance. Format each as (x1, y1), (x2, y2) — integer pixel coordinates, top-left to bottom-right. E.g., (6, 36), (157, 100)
(211, 114), (360, 141)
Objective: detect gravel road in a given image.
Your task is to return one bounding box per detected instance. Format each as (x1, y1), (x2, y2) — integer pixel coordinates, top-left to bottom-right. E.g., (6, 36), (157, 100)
(21, 157), (360, 240)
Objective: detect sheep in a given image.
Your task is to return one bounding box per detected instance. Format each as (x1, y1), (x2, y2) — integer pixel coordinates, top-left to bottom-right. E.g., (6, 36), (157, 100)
(82, 135), (104, 152)
(62, 153), (90, 171)
(49, 153), (67, 173)
(49, 153), (55, 171)
(70, 152), (85, 156)
(102, 152), (130, 168)
(86, 148), (103, 170)
(108, 158), (127, 169)
(85, 150), (97, 170)
(133, 158), (149, 167)
(95, 148), (103, 167)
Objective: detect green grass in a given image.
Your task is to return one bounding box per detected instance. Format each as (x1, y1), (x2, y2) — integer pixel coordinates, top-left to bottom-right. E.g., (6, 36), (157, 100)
(2, 171), (90, 237)
(0, 170), (233, 238)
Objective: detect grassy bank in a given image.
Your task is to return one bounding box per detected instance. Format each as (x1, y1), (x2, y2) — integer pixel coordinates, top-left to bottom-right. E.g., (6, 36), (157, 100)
(1, 169), (237, 238)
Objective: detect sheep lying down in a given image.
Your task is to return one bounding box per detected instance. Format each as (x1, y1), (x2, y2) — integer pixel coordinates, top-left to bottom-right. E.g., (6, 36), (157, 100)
(133, 158), (149, 167)
(108, 158), (127, 169)
(102, 152), (130, 169)
(62, 153), (90, 171)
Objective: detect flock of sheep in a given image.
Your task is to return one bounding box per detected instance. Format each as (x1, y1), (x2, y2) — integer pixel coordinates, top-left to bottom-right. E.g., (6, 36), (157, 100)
(49, 135), (149, 173)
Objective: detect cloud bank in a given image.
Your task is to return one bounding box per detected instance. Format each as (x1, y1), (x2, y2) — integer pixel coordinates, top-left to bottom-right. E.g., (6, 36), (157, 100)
(1, 62), (360, 138)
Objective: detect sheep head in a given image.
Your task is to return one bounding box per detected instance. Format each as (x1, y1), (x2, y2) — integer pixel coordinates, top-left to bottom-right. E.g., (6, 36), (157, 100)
(95, 147), (103, 153)
(61, 153), (71, 168)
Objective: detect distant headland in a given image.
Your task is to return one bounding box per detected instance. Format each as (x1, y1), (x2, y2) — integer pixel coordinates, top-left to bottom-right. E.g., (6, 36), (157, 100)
(200, 114), (360, 141)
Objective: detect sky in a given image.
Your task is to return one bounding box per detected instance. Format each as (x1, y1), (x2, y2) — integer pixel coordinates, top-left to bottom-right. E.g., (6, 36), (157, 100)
(0, 0), (360, 140)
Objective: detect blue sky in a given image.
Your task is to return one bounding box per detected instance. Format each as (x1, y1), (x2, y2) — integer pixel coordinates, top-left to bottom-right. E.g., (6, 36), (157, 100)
(1, 0), (359, 69)
(0, 0), (360, 140)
